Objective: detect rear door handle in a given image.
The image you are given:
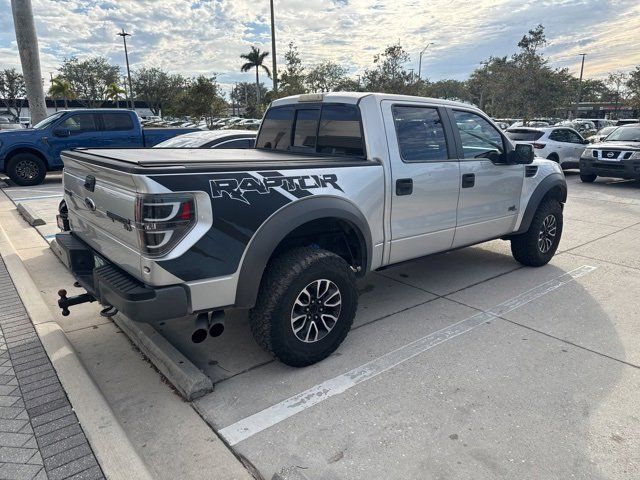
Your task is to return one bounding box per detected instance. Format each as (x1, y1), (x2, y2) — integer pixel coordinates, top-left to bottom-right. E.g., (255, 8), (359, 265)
(462, 173), (475, 188)
(396, 178), (413, 196)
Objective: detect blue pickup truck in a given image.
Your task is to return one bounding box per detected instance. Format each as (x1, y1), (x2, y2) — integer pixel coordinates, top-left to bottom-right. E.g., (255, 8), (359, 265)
(0, 109), (199, 185)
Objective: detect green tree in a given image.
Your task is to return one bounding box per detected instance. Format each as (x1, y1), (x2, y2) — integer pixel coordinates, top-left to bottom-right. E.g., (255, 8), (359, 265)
(426, 79), (470, 102)
(177, 75), (227, 127)
(278, 42), (307, 97)
(104, 82), (126, 108)
(240, 46), (271, 108)
(0, 68), (27, 120)
(362, 43), (415, 94)
(306, 61), (347, 93)
(607, 72), (629, 118)
(231, 82), (268, 118)
(58, 57), (120, 107)
(132, 67), (186, 116)
(48, 76), (75, 110)
(627, 66), (640, 115)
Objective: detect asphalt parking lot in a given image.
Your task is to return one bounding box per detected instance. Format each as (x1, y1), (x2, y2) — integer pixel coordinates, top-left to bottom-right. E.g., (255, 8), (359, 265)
(2, 171), (639, 479)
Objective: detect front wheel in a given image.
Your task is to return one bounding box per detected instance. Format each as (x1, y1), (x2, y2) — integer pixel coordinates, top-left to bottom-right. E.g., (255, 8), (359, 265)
(511, 198), (563, 267)
(6, 153), (47, 186)
(250, 247), (358, 367)
(580, 174), (597, 183)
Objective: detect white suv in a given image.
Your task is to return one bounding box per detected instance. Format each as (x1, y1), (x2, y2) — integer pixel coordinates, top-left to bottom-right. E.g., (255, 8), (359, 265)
(506, 126), (589, 168)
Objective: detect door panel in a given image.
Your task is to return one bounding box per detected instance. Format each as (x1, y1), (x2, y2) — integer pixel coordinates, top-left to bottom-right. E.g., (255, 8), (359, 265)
(450, 109), (523, 248)
(47, 113), (101, 164)
(382, 101), (460, 264)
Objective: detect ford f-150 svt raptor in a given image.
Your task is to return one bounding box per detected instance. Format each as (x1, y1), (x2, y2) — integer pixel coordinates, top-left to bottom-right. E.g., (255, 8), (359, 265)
(55, 93), (567, 367)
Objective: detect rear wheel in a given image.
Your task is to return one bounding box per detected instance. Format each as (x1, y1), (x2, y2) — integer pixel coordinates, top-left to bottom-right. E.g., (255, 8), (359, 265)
(250, 247), (358, 367)
(6, 153), (46, 186)
(511, 198), (563, 267)
(580, 174), (597, 183)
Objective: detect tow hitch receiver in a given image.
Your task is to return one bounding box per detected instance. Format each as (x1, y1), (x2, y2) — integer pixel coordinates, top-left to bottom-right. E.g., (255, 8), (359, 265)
(57, 289), (96, 316)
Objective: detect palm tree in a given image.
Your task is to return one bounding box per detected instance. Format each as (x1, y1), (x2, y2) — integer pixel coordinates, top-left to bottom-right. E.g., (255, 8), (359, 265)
(104, 82), (126, 108)
(48, 77), (75, 110)
(240, 46), (271, 108)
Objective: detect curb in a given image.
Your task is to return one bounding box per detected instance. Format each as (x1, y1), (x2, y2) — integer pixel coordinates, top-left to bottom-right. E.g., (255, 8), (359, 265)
(112, 314), (213, 401)
(49, 239), (213, 401)
(0, 197), (154, 480)
(0, 179), (9, 188)
(17, 202), (46, 226)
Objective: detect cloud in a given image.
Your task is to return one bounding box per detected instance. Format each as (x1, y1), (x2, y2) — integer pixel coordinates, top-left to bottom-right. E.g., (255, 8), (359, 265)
(1, 0), (638, 96)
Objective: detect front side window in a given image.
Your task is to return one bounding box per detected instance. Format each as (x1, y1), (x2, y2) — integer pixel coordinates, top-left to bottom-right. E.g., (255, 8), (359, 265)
(317, 105), (364, 157)
(566, 130), (584, 144)
(453, 110), (505, 161)
(256, 107), (294, 151)
(392, 106), (448, 162)
(60, 114), (97, 134)
(101, 113), (134, 131)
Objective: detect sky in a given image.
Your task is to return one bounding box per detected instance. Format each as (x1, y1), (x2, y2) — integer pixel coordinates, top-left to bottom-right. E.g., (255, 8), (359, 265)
(1, 0), (639, 96)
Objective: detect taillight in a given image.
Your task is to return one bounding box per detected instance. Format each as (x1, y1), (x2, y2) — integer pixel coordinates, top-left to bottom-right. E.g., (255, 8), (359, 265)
(135, 193), (196, 257)
(532, 143), (546, 149)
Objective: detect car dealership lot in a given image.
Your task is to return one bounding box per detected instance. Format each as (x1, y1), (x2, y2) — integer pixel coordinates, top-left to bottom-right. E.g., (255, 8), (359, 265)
(1, 172), (639, 479)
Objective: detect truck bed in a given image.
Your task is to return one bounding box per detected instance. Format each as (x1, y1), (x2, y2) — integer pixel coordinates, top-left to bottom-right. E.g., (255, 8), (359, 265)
(62, 148), (378, 174)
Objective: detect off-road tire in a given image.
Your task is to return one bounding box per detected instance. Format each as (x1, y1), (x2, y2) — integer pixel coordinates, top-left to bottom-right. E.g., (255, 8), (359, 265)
(250, 247), (358, 367)
(6, 153), (47, 186)
(580, 174), (597, 183)
(510, 198), (563, 267)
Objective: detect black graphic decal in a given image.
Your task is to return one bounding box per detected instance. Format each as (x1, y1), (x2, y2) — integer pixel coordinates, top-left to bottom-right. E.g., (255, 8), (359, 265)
(210, 173), (343, 204)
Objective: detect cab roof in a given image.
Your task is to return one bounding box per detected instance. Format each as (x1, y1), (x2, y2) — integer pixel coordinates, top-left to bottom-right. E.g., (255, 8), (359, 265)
(270, 92), (477, 110)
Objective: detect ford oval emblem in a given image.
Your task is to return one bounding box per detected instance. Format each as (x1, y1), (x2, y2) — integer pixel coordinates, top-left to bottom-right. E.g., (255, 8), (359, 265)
(84, 197), (96, 211)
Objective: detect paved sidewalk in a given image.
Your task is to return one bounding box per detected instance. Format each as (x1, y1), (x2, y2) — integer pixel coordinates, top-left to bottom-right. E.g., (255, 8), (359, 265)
(0, 257), (103, 480)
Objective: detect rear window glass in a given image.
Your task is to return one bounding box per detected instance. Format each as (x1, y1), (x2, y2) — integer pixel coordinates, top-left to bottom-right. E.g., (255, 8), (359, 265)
(293, 109), (320, 150)
(392, 106), (448, 162)
(506, 129), (544, 141)
(317, 105), (364, 157)
(256, 107), (294, 150)
(101, 113), (134, 131)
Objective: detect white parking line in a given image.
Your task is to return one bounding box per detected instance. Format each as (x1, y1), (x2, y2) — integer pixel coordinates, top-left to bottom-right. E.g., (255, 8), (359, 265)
(218, 265), (597, 446)
(11, 194), (63, 201)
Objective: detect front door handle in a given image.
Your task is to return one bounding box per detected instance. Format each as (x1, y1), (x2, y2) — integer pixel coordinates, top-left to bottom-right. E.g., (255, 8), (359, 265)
(396, 178), (413, 196)
(462, 173), (475, 188)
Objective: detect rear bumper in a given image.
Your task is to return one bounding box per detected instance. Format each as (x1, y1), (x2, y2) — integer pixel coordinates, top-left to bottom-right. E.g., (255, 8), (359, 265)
(580, 157), (640, 179)
(55, 232), (190, 323)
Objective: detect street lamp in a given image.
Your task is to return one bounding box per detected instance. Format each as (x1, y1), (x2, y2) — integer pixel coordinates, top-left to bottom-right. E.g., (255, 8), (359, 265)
(418, 42), (434, 81)
(270, 0), (278, 94)
(573, 53), (587, 119)
(117, 28), (135, 110)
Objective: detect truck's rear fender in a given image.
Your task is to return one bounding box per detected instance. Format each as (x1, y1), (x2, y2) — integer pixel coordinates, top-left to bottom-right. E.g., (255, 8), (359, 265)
(510, 172), (567, 235)
(234, 196), (373, 308)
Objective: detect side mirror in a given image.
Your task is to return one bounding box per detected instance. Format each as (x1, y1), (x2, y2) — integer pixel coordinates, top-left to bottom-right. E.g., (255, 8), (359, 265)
(582, 139), (589, 144)
(52, 127), (70, 138)
(512, 143), (534, 164)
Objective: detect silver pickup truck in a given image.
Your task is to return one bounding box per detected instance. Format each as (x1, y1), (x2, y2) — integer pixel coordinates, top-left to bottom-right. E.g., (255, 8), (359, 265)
(55, 92), (567, 367)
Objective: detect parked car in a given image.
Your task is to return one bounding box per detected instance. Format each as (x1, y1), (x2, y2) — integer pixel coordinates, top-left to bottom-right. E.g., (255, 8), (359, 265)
(19, 117), (31, 128)
(616, 118), (639, 126)
(555, 120), (597, 137)
(0, 118), (23, 130)
(510, 121), (550, 128)
(0, 109), (199, 185)
(154, 130), (256, 149)
(579, 124), (640, 182)
(586, 126), (618, 143)
(506, 126), (589, 168)
(576, 118), (614, 130)
(55, 92), (566, 367)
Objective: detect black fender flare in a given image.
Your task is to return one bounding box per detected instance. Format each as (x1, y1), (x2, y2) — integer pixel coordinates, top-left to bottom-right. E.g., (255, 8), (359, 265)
(234, 196), (372, 308)
(513, 172), (567, 235)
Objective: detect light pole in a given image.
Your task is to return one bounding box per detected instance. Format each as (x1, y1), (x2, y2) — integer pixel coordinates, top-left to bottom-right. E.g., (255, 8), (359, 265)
(418, 42), (434, 81)
(573, 53), (586, 119)
(117, 29), (135, 110)
(270, 0), (277, 94)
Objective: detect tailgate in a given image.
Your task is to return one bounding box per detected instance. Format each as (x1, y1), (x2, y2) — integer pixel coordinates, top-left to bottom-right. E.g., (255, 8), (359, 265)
(62, 153), (143, 280)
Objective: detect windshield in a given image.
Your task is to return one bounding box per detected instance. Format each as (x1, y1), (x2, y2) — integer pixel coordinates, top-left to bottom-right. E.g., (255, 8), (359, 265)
(604, 126), (640, 142)
(597, 126), (617, 137)
(32, 112), (65, 129)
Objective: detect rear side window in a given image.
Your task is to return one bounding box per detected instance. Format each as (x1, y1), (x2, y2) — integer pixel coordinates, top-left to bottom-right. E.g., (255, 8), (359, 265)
(256, 107), (294, 151)
(60, 114), (97, 134)
(505, 129), (544, 141)
(101, 113), (134, 131)
(392, 106), (448, 162)
(549, 129), (570, 142)
(317, 105), (364, 157)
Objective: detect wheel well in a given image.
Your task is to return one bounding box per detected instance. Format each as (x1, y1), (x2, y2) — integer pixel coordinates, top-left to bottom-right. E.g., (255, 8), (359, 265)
(4, 148), (49, 172)
(271, 217), (367, 275)
(542, 185), (566, 205)
(547, 152), (559, 161)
